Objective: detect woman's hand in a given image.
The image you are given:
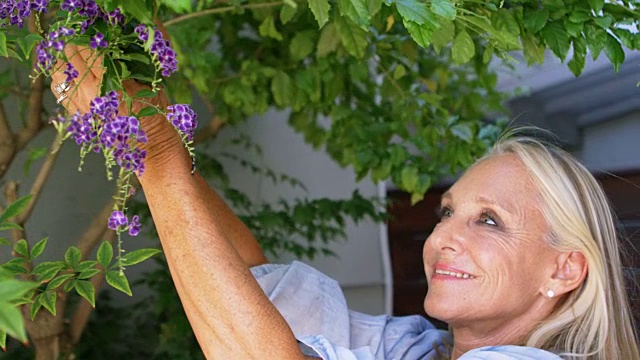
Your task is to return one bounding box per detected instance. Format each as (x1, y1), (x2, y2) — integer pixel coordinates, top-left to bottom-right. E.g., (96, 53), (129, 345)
(49, 44), (185, 169)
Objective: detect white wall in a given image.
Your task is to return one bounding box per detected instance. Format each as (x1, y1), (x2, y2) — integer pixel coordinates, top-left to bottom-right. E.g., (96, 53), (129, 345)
(209, 110), (387, 314)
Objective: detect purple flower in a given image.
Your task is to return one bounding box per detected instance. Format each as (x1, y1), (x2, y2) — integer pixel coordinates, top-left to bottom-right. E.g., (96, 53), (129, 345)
(128, 215), (141, 236)
(63, 62), (78, 82)
(166, 104), (198, 141)
(108, 210), (128, 230)
(60, 0), (82, 12)
(134, 24), (148, 42)
(105, 7), (123, 25)
(30, 0), (47, 12)
(90, 32), (107, 49)
(0, 0), (31, 28)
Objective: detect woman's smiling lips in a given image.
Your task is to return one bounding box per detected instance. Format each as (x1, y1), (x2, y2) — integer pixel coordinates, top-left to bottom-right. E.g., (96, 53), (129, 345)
(431, 263), (477, 280)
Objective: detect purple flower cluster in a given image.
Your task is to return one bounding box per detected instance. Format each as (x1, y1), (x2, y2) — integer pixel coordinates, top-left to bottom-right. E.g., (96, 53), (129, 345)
(0, 0), (48, 28)
(35, 26), (76, 71)
(135, 25), (178, 77)
(108, 211), (141, 236)
(59, 91), (149, 175)
(166, 104), (198, 141)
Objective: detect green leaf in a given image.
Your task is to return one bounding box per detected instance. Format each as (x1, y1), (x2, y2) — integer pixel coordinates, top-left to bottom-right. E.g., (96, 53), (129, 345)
(271, 71), (294, 107)
(522, 33), (546, 65)
(0, 33), (7, 58)
(594, 14), (613, 29)
(540, 22), (571, 61)
(46, 274), (75, 291)
(29, 238), (47, 260)
(0, 302), (27, 342)
(290, 31), (316, 61)
(40, 290), (57, 316)
(137, 106), (160, 118)
(0, 259), (27, 275)
(568, 11), (590, 24)
(17, 34), (42, 61)
(317, 23), (341, 57)
(335, 17), (368, 59)
(403, 20), (433, 49)
(604, 34), (624, 72)
(97, 241), (113, 268)
(120, 0), (153, 24)
(401, 166), (419, 192)
(280, 3), (297, 25)
(337, 0), (370, 29)
(0, 279), (37, 301)
(158, 0), (191, 13)
(587, 0), (604, 12)
(568, 35), (587, 77)
(0, 329), (6, 350)
(0, 222), (21, 231)
(431, 0), (456, 20)
(393, 64), (406, 79)
(258, 16), (283, 41)
(106, 270), (132, 296)
(451, 123), (472, 142)
(585, 24), (607, 60)
(492, 9), (519, 35)
(308, 0), (331, 28)
(29, 298), (42, 320)
(63, 279), (77, 293)
(0, 195), (31, 224)
(75, 260), (98, 272)
(77, 268), (101, 280)
(431, 19), (455, 53)
(367, 0), (383, 16)
(23, 146), (48, 176)
(394, 0), (434, 25)
(65, 246), (82, 268)
(452, 30), (475, 64)
(524, 8), (549, 33)
(32, 261), (66, 281)
(133, 89), (157, 98)
(482, 45), (494, 64)
(75, 280), (95, 308)
(120, 248), (161, 266)
(0, 237), (9, 246)
(13, 239), (28, 258)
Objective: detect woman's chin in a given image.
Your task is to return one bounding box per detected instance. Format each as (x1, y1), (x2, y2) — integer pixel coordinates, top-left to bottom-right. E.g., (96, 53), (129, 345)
(423, 293), (456, 323)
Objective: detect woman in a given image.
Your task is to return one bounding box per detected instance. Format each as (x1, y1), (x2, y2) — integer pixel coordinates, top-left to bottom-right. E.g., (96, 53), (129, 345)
(50, 46), (639, 359)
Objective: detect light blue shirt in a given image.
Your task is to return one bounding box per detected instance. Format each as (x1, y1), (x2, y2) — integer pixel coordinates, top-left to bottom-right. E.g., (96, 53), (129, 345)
(251, 261), (562, 360)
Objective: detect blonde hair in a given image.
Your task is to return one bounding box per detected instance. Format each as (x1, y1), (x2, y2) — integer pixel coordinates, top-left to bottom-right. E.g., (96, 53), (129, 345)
(481, 130), (639, 360)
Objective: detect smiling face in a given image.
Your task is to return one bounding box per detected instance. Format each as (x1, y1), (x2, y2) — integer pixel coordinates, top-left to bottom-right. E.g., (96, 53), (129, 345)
(423, 154), (559, 333)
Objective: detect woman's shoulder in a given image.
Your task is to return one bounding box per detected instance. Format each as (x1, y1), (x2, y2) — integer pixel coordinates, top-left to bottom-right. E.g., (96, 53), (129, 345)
(459, 345), (562, 359)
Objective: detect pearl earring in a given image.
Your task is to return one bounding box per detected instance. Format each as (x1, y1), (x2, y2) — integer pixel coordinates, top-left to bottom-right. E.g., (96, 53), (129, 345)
(546, 289), (555, 298)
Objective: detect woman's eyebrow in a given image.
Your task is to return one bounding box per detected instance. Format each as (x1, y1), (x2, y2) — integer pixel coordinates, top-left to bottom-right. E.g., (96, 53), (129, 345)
(476, 196), (515, 216)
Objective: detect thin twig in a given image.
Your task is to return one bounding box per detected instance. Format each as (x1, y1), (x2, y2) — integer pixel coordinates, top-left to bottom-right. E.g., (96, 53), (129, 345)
(163, 1), (284, 27)
(17, 133), (64, 224)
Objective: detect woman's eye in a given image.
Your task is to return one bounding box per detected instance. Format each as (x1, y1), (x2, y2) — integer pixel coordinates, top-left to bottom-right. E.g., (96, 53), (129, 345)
(480, 212), (497, 226)
(437, 206), (453, 219)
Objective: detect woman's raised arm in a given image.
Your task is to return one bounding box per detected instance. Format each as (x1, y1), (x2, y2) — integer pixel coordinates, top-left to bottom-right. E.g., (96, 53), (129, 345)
(50, 45), (312, 359)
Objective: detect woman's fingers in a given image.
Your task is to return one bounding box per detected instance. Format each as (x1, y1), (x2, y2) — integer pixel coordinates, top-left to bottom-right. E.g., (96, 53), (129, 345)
(73, 44), (105, 81)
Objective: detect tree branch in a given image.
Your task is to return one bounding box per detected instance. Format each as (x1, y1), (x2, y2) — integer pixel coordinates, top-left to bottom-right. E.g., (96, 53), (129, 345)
(0, 101), (16, 178)
(194, 115), (225, 144)
(4, 180), (25, 243)
(17, 133), (64, 224)
(163, 1), (284, 27)
(68, 227), (116, 346)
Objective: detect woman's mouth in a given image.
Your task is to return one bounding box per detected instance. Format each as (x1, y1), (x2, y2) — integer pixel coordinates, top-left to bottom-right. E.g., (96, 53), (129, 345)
(434, 268), (475, 279)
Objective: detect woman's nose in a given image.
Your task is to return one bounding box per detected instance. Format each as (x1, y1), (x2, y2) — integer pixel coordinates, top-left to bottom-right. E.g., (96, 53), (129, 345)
(425, 219), (465, 255)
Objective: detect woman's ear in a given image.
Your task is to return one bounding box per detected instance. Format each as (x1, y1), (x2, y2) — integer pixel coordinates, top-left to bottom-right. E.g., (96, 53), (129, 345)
(545, 251), (588, 297)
